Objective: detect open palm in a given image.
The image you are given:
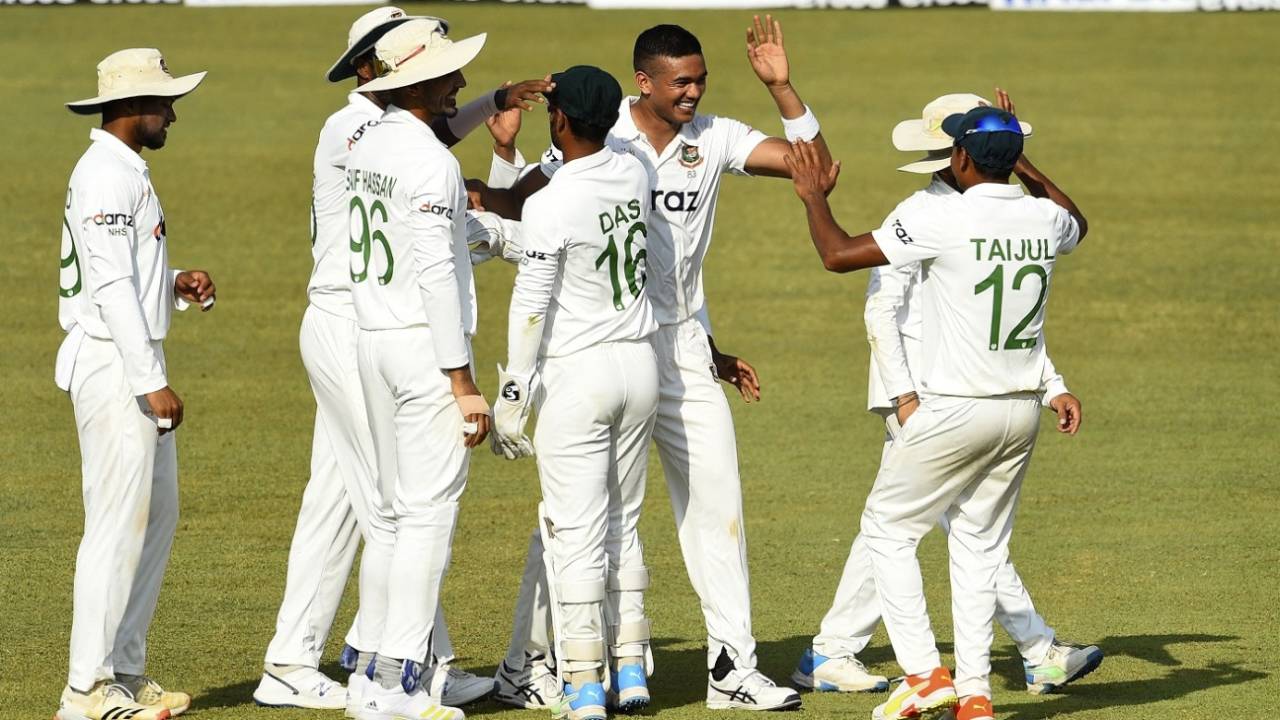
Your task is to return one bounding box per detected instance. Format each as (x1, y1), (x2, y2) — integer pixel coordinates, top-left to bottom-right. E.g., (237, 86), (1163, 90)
(746, 15), (790, 87)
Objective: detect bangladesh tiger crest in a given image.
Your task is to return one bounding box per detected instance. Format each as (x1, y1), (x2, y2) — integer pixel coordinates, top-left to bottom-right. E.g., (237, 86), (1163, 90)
(678, 143), (703, 168)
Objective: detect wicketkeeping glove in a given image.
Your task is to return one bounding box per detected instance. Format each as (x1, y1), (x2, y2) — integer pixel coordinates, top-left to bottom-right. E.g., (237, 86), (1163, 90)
(491, 365), (535, 460)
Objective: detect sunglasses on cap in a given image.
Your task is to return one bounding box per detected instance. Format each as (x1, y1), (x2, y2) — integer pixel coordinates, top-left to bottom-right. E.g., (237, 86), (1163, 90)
(954, 113), (1023, 144)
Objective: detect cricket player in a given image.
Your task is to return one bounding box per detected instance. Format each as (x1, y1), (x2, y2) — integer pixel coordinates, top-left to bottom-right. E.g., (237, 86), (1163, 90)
(56, 48), (215, 720)
(343, 18), (491, 720)
(473, 18), (841, 709)
(783, 105), (1088, 720)
(793, 92), (1103, 700)
(252, 7), (547, 711)
(492, 65), (661, 720)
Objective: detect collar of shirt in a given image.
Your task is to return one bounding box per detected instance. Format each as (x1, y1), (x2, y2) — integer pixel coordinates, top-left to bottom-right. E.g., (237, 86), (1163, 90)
(348, 91), (382, 114)
(381, 104), (440, 140)
(614, 96), (698, 150)
(556, 146), (614, 176)
(89, 127), (147, 174)
(963, 182), (1025, 199)
(928, 174), (957, 195)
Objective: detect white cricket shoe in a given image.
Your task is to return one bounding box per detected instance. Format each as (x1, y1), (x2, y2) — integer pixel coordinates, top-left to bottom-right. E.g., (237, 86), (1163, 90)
(345, 672), (370, 719)
(118, 676), (192, 716)
(1024, 641), (1104, 694)
(494, 657), (564, 712)
(253, 666), (347, 710)
(430, 664), (493, 707)
(706, 650), (801, 711)
(56, 682), (171, 720)
(352, 681), (464, 720)
(790, 648), (889, 693)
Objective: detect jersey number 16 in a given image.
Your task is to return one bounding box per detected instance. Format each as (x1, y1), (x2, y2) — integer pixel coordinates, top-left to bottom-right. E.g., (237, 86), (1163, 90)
(597, 221), (647, 312)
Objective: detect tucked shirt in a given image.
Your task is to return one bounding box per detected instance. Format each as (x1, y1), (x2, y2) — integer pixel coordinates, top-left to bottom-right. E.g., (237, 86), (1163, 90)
(508, 147), (658, 373)
(308, 92), (383, 320)
(57, 128), (180, 395)
(871, 182), (1080, 399)
(347, 105), (476, 370)
(540, 96), (767, 332)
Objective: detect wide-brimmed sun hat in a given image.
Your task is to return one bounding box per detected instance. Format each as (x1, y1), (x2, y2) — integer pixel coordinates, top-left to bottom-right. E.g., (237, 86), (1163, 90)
(893, 93), (1032, 174)
(66, 48), (205, 115)
(360, 18), (485, 93)
(326, 6), (447, 83)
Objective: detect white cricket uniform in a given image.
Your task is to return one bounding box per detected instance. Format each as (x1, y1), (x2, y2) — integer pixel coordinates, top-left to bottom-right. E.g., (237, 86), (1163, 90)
(511, 148), (659, 672)
(854, 182), (1080, 699)
(348, 104), (476, 663)
(56, 128), (188, 690)
(538, 97), (769, 670)
(813, 177), (1068, 666)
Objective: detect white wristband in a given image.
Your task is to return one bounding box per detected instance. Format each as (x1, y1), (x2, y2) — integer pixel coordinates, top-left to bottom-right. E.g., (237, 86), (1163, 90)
(782, 105), (821, 143)
(445, 90), (501, 140)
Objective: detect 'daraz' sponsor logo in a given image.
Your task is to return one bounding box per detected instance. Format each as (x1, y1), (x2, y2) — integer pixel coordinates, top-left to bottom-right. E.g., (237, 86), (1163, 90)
(84, 211), (134, 237)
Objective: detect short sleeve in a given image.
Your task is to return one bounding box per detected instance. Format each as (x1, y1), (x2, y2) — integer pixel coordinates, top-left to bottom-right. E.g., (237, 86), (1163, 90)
(716, 116), (768, 176)
(75, 170), (142, 290)
(870, 198), (949, 269)
(1052, 205), (1081, 255)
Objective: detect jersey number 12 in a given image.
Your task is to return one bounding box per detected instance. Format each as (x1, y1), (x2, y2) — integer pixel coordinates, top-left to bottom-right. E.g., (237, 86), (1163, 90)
(974, 263), (1048, 351)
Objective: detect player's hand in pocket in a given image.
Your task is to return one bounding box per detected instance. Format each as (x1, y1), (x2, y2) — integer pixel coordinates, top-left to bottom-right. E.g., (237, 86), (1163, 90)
(895, 392), (919, 429)
(710, 339), (761, 403)
(145, 386), (183, 434)
(1049, 392), (1082, 435)
(492, 365), (535, 459)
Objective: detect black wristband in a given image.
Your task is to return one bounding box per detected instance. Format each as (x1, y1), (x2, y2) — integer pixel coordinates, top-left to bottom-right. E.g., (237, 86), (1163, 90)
(494, 88), (508, 112)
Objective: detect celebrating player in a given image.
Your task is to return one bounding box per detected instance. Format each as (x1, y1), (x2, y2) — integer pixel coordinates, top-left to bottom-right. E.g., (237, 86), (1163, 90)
(491, 65), (662, 720)
(793, 92), (1102, 698)
(342, 18), (490, 720)
(783, 105), (1088, 720)
(252, 7), (547, 712)
(56, 49), (214, 720)
(474, 18), (837, 710)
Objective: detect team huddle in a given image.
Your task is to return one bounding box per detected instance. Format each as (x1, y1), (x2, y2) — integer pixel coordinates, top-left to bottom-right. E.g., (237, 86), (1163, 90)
(54, 7), (1101, 720)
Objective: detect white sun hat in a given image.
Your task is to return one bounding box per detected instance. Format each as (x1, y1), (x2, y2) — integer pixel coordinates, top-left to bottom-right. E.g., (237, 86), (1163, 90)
(893, 93), (1033, 174)
(66, 48), (206, 116)
(326, 6), (447, 83)
(360, 18), (486, 94)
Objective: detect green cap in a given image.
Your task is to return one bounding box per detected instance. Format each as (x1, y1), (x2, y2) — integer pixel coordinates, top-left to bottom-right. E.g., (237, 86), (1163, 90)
(942, 106), (1024, 172)
(547, 65), (622, 130)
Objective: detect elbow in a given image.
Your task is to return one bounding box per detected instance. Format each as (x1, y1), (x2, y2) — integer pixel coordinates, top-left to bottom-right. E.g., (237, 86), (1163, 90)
(820, 254), (855, 274)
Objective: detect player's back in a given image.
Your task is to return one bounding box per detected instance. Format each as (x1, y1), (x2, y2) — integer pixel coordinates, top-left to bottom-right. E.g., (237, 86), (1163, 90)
(521, 148), (658, 358)
(922, 186), (1079, 397)
(346, 106), (474, 334)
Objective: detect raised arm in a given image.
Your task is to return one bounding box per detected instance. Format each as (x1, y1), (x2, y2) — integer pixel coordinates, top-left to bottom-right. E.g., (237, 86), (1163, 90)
(995, 88), (1088, 241)
(431, 77), (553, 147)
(741, 15), (831, 178)
(785, 141), (887, 273)
(467, 167), (549, 221)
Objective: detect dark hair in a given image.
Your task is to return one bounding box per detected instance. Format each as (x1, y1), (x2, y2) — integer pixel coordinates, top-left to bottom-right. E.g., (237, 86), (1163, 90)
(567, 115), (610, 144)
(633, 24), (703, 73)
(972, 159), (1014, 182)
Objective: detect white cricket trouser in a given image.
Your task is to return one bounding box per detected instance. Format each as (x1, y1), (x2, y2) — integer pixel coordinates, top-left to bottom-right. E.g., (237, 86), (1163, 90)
(860, 394), (1040, 699)
(813, 410), (1055, 665)
(264, 306), (377, 667)
(357, 326), (470, 663)
(536, 339), (658, 673)
(503, 530), (553, 670)
(652, 317), (755, 670)
(65, 337), (178, 691)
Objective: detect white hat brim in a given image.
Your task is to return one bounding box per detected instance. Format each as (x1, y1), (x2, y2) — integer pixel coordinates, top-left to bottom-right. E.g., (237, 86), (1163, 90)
(66, 71), (206, 115)
(897, 152), (952, 175)
(326, 16), (417, 83)
(893, 117), (1034, 152)
(361, 33), (486, 94)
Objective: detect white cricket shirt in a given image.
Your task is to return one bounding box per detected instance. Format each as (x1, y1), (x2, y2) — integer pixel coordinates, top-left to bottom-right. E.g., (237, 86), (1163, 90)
(347, 105), (476, 370)
(57, 128), (179, 394)
(871, 182), (1080, 398)
(541, 97), (767, 331)
(308, 92), (383, 320)
(510, 147), (657, 368)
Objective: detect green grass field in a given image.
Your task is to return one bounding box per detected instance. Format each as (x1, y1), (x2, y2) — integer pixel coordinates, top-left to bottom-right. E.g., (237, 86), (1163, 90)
(1, 3), (1278, 719)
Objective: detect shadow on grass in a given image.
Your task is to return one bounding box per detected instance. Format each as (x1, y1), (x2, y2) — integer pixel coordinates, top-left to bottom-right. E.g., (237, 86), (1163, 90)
(987, 634), (1265, 720)
(196, 659), (353, 710)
